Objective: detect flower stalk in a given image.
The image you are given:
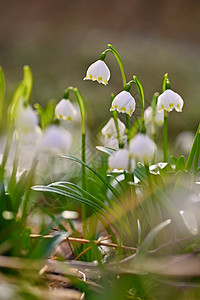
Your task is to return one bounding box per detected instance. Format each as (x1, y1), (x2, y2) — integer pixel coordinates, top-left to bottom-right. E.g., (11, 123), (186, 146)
(151, 92), (159, 144)
(63, 87), (87, 233)
(103, 45), (131, 135)
(162, 73), (170, 161)
(110, 94), (121, 148)
(133, 76), (146, 134)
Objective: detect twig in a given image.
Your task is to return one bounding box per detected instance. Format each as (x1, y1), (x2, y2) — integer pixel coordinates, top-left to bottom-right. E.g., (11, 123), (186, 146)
(30, 234), (137, 252)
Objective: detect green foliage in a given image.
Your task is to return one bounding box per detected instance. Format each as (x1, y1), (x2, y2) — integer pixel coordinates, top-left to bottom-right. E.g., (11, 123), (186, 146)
(34, 100), (56, 129)
(1, 48), (200, 299)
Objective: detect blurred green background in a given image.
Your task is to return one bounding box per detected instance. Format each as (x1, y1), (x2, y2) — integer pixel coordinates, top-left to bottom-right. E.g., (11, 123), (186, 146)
(1, 0), (200, 139)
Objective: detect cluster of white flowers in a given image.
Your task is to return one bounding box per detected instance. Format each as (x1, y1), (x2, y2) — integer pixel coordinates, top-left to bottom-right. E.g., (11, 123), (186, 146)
(84, 58), (185, 172)
(9, 97), (79, 177)
(14, 97), (77, 157)
(12, 54), (185, 176)
(107, 133), (157, 171)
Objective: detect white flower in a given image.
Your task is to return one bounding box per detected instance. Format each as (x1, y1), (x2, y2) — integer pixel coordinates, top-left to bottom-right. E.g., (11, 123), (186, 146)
(103, 136), (119, 149)
(37, 125), (72, 155)
(157, 89), (184, 112)
(15, 104), (38, 132)
(144, 106), (153, 124)
(84, 60), (110, 85)
(129, 133), (157, 164)
(55, 99), (77, 122)
(101, 117), (126, 139)
(108, 149), (130, 170)
(144, 106), (164, 126)
(110, 91), (136, 116)
(15, 125), (42, 146)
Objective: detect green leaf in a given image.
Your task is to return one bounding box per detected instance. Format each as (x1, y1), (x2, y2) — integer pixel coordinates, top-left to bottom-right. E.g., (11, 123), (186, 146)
(133, 162), (147, 183)
(186, 124), (200, 172)
(138, 219), (171, 254)
(9, 170), (28, 213)
(96, 146), (116, 156)
(175, 155), (185, 171)
(9, 80), (26, 120)
(29, 231), (70, 259)
(34, 100), (56, 130)
(0, 66), (5, 121)
(48, 181), (110, 210)
(32, 185), (106, 213)
(61, 154), (121, 200)
(8, 65), (33, 120)
(23, 65), (33, 103)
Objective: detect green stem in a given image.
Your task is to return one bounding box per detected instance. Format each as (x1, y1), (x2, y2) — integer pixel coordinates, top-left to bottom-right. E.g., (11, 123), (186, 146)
(163, 110), (168, 162)
(162, 73), (170, 162)
(0, 67), (5, 122)
(64, 87), (87, 234)
(151, 92), (159, 144)
(133, 76), (146, 134)
(110, 94), (121, 148)
(107, 44), (126, 88)
(162, 73), (169, 93)
(126, 114), (130, 144)
(106, 45), (131, 137)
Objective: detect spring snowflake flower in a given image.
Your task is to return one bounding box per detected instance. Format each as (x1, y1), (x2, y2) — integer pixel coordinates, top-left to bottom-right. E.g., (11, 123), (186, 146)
(129, 133), (157, 164)
(103, 136), (119, 149)
(15, 126), (42, 146)
(101, 117), (126, 139)
(144, 106), (164, 126)
(55, 99), (77, 122)
(15, 104), (38, 132)
(157, 89), (184, 112)
(38, 125), (72, 155)
(84, 60), (110, 85)
(108, 149), (130, 171)
(110, 91), (136, 116)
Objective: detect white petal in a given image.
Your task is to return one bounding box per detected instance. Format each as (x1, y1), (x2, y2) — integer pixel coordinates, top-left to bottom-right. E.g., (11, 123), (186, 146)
(157, 89), (184, 112)
(155, 109), (164, 126)
(15, 104), (38, 132)
(16, 125), (42, 146)
(110, 91), (136, 116)
(101, 117), (125, 138)
(144, 106), (153, 124)
(55, 99), (77, 122)
(129, 134), (157, 163)
(84, 60), (110, 85)
(38, 125), (72, 155)
(108, 149), (130, 170)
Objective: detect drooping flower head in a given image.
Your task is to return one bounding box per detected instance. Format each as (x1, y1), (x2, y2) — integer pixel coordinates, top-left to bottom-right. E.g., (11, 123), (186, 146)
(55, 99), (77, 122)
(101, 117), (126, 139)
(110, 91), (136, 116)
(108, 149), (130, 171)
(84, 60), (110, 85)
(129, 133), (157, 164)
(38, 125), (72, 155)
(144, 106), (164, 126)
(15, 103), (38, 132)
(157, 89), (184, 112)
